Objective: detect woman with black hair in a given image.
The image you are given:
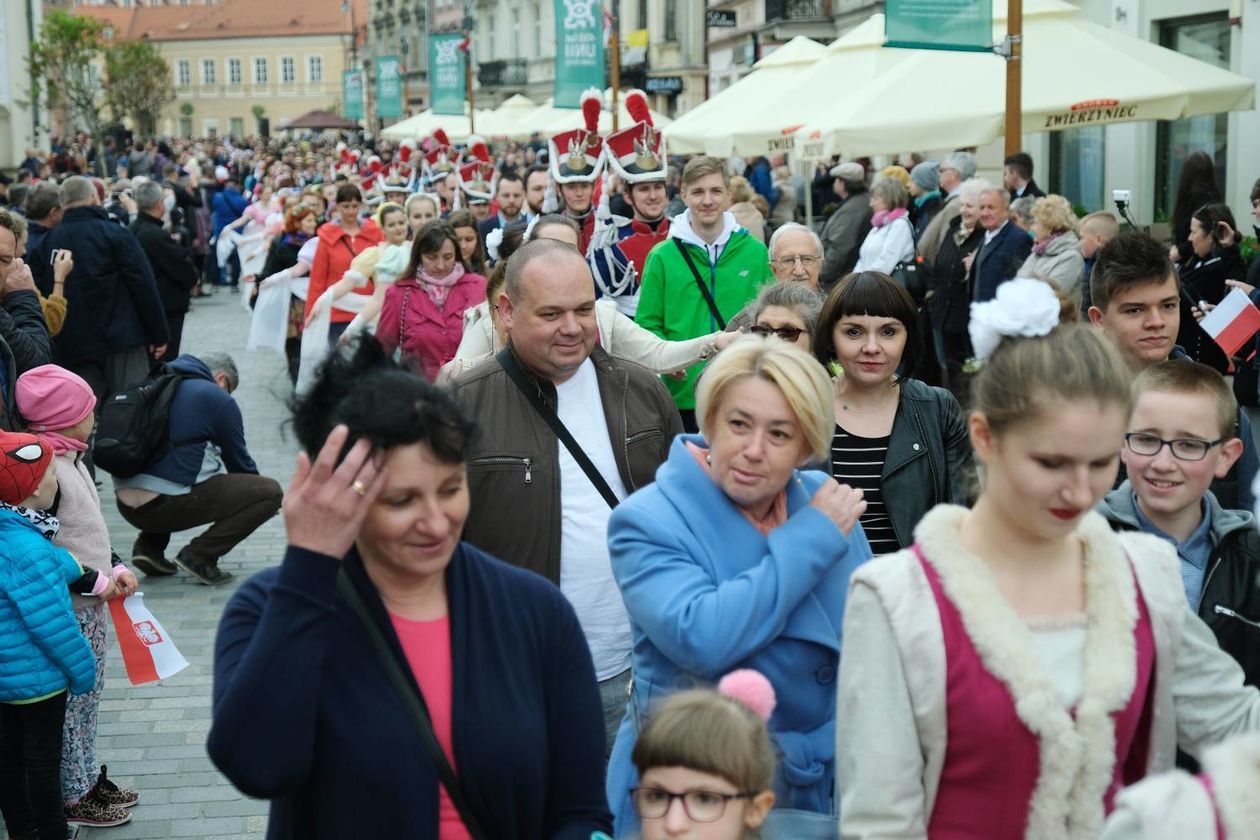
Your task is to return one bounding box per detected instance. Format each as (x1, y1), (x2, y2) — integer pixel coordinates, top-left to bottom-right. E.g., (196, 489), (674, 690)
(207, 338), (612, 839)
(1178, 202), (1245, 373)
(1170, 151), (1223, 265)
(814, 271), (973, 555)
(376, 220), (487, 381)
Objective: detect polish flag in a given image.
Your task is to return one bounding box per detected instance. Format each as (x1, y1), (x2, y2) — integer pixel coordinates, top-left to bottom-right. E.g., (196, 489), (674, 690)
(1200, 287), (1260, 358)
(108, 593), (189, 685)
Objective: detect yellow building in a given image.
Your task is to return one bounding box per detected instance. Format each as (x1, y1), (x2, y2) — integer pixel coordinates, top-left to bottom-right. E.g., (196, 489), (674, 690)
(76, 0), (367, 139)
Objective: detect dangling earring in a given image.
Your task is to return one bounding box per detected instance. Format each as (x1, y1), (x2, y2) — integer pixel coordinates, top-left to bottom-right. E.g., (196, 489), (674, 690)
(706, 454), (712, 464)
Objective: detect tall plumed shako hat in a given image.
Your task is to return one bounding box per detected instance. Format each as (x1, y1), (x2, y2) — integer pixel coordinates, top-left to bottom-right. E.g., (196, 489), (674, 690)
(548, 88), (605, 185)
(604, 89), (665, 184)
(457, 136), (496, 204)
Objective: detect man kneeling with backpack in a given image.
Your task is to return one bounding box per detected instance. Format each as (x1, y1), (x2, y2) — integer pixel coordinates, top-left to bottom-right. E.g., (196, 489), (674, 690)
(110, 353), (281, 585)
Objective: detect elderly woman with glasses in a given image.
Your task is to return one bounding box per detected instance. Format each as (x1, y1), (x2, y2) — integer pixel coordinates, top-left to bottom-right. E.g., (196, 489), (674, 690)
(605, 336), (873, 837)
(749, 282), (823, 352)
(815, 271), (973, 556)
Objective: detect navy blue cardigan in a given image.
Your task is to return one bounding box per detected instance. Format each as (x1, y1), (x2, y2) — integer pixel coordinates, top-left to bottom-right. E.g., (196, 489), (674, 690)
(207, 543), (612, 839)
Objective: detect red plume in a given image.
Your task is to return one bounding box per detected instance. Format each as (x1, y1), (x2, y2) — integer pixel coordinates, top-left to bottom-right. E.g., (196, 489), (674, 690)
(348, 148), (362, 162)
(432, 128), (451, 148)
(624, 89), (651, 126)
(467, 136), (490, 163)
(398, 139), (415, 163)
(580, 88), (602, 133)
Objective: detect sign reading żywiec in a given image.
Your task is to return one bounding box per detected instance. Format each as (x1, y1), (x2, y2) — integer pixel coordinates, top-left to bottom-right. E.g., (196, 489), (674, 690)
(375, 55), (404, 119)
(554, 0), (605, 107)
(429, 33), (467, 116)
(885, 0), (993, 52)
(342, 70), (364, 120)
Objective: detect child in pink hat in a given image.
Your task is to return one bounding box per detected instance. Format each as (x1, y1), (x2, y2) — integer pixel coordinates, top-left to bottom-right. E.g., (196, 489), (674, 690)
(16, 364), (140, 828)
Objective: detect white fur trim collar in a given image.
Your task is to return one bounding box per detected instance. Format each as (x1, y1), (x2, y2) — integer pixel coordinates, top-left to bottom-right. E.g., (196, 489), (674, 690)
(915, 505), (1139, 839)
(1203, 734), (1260, 840)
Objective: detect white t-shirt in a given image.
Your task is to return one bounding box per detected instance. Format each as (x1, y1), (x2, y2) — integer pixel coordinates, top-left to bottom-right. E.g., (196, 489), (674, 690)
(554, 358), (633, 681)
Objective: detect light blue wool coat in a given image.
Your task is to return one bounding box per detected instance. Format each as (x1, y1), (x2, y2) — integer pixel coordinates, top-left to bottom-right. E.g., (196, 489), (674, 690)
(0, 508), (95, 702)
(605, 435), (873, 833)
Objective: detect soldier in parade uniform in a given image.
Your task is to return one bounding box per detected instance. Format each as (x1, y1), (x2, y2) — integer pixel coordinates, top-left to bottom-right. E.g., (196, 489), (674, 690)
(588, 89), (669, 318)
(547, 88), (605, 255)
(457, 137), (497, 222)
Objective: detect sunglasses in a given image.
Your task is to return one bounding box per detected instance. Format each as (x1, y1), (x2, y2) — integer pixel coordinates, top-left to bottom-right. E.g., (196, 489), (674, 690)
(750, 324), (806, 343)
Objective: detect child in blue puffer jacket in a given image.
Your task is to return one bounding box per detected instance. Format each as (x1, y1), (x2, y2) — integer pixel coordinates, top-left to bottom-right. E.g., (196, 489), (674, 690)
(0, 429), (96, 840)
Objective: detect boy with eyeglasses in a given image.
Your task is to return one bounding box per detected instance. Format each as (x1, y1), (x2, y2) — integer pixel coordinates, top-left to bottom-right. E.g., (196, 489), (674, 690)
(1099, 358), (1260, 693)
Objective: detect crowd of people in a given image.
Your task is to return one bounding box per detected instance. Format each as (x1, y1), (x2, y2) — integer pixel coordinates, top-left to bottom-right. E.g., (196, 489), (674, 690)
(3, 87), (1260, 839)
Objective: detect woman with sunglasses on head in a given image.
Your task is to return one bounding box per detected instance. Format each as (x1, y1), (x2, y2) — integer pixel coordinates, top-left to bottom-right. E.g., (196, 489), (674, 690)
(814, 271), (973, 556)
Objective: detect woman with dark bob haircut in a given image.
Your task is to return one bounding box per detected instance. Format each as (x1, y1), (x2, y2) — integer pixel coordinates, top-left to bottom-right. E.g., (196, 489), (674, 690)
(207, 338), (612, 839)
(814, 271), (973, 554)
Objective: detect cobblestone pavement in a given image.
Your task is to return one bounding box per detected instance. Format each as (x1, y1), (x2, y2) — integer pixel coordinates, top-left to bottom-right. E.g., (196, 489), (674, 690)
(79, 290), (296, 840)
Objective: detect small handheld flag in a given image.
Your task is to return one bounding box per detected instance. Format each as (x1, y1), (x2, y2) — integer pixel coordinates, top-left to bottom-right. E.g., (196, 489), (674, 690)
(1199, 288), (1260, 358)
(108, 593), (189, 685)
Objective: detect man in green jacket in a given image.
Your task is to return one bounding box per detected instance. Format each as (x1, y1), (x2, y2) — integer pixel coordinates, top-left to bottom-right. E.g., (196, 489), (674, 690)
(636, 156), (774, 429)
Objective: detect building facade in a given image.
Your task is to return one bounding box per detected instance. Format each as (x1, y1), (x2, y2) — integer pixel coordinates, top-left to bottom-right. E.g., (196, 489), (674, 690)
(73, 0), (366, 139)
(2, 0), (42, 168)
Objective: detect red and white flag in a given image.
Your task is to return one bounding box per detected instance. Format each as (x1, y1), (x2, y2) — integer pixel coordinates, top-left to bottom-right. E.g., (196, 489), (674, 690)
(1200, 288), (1260, 358)
(108, 593), (189, 685)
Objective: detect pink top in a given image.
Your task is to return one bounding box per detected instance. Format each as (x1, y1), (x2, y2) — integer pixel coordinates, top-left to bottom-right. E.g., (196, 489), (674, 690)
(389, 613), (472, 840)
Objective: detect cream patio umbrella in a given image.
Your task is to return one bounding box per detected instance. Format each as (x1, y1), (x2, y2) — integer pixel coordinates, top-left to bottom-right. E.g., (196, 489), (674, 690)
(379, 105), (492, 143)
(473, 94), (541, 140)
(791, 0), (1256, 158)
(662, 36), (828, 156)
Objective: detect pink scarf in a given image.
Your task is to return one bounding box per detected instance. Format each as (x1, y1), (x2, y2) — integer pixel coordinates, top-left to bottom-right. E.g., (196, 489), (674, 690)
(1032, 229), (1065, 256)
(870, 207), (909, 228)
(417, 263), (465, 308)
(40, 431), (89, 455)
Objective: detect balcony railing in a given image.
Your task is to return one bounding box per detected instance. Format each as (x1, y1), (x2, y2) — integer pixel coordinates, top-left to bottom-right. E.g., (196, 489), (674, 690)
(765, 0), (827, 20)
(478, 58), (528, 87)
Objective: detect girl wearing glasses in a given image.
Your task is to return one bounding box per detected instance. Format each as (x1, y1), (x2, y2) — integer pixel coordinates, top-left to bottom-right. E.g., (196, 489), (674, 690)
(837, 279), (1260, 838)
(815, 271), (973, 555)
(631, 671), (778, 840)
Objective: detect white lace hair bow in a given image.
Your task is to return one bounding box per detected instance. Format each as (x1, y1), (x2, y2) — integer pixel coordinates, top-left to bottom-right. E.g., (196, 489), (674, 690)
(485, 226), (505, 264)
(968, 277), (1061, 361)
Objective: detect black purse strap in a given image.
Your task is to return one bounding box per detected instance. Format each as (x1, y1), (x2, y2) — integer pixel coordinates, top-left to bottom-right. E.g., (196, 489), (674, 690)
(336, 570), (491, 840)
(496, 348), (620, 509)
(673, 238), (726, 331)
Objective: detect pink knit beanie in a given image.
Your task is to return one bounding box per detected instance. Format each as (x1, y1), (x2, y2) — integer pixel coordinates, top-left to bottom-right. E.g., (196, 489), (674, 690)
(15, 364), (97, 432)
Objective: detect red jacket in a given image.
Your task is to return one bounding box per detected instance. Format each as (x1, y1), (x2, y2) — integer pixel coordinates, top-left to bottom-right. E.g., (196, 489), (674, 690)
(304, 219), (384, 324)
(376, 271), (487, 381)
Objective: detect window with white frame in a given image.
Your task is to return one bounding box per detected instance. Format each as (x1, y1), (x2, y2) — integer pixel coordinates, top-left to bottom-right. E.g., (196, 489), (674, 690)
(253, 57), (268, 85)
(281, 56), (295, 84)
(176, 59), (191, 87)
(227, 57), (242, 86)
(201, 58), (216, 85)
(307, 55), (323, 83)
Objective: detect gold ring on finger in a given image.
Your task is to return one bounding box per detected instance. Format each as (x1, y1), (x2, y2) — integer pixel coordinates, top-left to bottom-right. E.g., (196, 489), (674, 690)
(351, 479), (367, 496)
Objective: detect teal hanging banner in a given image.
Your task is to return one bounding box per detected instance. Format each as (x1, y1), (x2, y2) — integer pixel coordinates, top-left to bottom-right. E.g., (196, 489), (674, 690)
(554, 0), (605, 107)
(375, 55), (404, 119)
(342, 69), (364, 120)
(885, 0), (994, 52)
(429, 33), (467, 116)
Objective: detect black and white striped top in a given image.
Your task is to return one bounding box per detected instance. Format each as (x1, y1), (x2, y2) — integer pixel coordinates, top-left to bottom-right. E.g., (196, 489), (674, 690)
(830, 425), (901, 556)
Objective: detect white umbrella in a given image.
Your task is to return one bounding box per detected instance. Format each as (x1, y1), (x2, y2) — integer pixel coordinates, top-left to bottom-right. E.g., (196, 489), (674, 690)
(662, 36), (828, 156)
(792, 0), (1256, 158)
(474, 94), (541, 140)
(524, 95), (673, 137)
(379, 105), (493, 143)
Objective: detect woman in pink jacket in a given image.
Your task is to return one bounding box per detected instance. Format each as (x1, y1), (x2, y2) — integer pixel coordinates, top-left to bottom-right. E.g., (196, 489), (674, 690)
(376, 221), (487, 381)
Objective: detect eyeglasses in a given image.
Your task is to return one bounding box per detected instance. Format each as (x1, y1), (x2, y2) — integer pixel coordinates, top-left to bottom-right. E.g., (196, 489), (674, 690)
(771, 255), (819, 269)
(751, 324), (806, 343)
(630, 787), (754, 822)
(1124, 432), (1225, 462)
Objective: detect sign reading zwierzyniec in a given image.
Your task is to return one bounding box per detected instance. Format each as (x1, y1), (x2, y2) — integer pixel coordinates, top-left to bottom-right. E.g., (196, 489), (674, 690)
(554, 0), (605, 108)
(429, 33), (467, 116)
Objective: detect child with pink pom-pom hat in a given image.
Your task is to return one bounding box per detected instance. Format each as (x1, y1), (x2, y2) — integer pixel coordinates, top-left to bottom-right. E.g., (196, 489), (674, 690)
(622, 669), (781, 840)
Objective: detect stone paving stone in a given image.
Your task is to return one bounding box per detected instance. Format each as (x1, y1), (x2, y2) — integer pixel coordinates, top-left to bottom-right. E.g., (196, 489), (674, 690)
(72, 292), (297, 839)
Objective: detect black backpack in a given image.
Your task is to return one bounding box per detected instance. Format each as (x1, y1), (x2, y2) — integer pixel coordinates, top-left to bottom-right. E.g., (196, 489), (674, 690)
(94, 363), (189, 478)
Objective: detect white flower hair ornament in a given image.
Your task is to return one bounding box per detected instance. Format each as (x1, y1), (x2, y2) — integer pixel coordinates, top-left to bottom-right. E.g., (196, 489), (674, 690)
(485, 226), (505, 264)
(967, 277), (1061, 362)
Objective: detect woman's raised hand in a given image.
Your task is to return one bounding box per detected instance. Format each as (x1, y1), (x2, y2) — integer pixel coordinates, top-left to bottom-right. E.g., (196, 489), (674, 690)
(284, 425), (386, 559)
(811, 481), (867, 536)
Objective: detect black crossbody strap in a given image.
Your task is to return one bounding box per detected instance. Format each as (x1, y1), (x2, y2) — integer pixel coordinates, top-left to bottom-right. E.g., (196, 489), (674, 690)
(673, 238), (726, 331)
(336, 571), (491, 840)
(496, 349), (620, 509)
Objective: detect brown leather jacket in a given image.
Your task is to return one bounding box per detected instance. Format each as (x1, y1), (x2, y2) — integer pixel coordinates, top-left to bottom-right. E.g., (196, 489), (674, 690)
(449, 344), (683, 584)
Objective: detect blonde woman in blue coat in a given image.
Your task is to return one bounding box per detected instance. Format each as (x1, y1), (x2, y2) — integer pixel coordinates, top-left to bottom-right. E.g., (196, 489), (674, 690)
(606, 336), (872, 838)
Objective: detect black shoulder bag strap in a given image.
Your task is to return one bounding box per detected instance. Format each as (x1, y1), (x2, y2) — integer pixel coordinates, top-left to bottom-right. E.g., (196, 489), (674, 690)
(335, 570), (491, 840)
(673, 238), (726, 331)
(496, 349), (620, 510)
